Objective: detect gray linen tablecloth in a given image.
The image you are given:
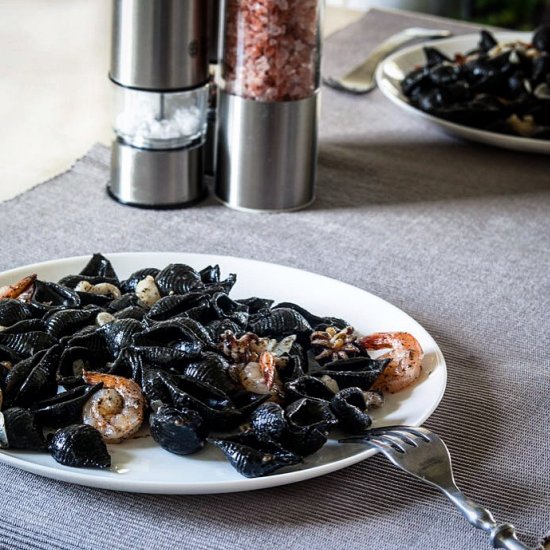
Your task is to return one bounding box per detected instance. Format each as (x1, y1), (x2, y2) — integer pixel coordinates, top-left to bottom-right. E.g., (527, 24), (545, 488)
(0, 8), (548, 550)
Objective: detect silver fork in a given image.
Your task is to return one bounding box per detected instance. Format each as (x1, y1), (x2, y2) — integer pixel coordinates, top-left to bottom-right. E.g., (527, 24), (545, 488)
(323, 27), (452, 94)
(340, 426), (531, 550)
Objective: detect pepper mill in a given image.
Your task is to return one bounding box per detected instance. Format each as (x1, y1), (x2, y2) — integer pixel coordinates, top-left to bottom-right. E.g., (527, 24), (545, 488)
(108, 0), (209, 208)
(215, 0), (322, 212)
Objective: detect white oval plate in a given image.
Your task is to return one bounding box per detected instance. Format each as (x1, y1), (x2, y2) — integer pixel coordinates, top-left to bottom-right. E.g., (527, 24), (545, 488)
(0, 252), (446, 494)
(375, 31), (550, 154)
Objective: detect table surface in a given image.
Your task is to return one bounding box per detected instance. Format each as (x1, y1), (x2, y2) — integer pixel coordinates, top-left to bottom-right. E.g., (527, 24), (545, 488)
(0, 5), (549, 550)
(0, 0), (362, 202)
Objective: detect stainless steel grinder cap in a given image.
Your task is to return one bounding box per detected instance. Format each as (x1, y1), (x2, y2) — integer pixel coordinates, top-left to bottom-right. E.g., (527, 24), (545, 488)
(108, 0), (209, 208)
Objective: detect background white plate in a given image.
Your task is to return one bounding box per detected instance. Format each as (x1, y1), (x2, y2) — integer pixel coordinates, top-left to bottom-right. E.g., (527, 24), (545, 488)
(375, 32), (550, 154)
(0, 253), (446, 494)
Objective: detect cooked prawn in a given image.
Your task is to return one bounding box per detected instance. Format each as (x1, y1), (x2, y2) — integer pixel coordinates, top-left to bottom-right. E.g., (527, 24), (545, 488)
(360, 332), (423, 393)
(239, 351), (283, 400)
(82, 371), (145, 443)
(0, 274), (36, 300)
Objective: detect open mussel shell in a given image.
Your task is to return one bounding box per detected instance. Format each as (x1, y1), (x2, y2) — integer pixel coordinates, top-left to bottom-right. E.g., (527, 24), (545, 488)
(48, 424), (111, 468)
(3, 345), (62, 408)
(150, 403), (207, 455)
(209, 431), (300, 478)
(478, 29), (498, 52)
(248, 308), (312, 341)
(32, 383), (103, 428)
(0, 407), (46, 450)
(330, 387), (372, 434)
(155, 263), (204, 296)
(284, 375), (335, 403)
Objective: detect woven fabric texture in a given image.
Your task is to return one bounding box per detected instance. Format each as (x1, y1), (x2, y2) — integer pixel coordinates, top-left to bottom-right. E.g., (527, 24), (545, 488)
(0, 9), (548, 550)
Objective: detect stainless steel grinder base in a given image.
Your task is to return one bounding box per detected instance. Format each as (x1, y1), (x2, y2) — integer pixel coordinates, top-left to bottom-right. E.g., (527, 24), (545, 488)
(215, 91), (319, 212)
(109, 140), (205, 208)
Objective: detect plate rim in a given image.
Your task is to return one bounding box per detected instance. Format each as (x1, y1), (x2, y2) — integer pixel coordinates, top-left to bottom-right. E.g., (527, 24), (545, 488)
(0, 252), (447, 494)
(375, 30), (550, 154)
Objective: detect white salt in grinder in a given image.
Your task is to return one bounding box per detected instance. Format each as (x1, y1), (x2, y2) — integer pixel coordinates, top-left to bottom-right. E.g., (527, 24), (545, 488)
(108, 0), (209, 208)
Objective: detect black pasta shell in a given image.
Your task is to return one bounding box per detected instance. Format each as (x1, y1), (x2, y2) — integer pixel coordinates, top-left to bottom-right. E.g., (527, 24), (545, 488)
(285, 398), (338, 432)
(31, 280), (81, 311)
(1, 407), (46, 450)
(48, 424), (111, 468)
(273, 302), (349, 331)
(209, 432), (300, 478)
(0, 299), (37, 327)
(150, 404), (207, 455)
(32, 383), (103, 428)
(146, 293), (210, 323)
(250, 402), (287, 442)
(284, 375), (335, 403)
(155, 264), (204, 296)
(43, 307), (101, 339)
(0, 330), (56, 359)
(199, 265), (220, 284)
(330, 387), (372, 434)
(248, 308), (312, 340)
(79, 253), (119, 281)
(3, 345), (62, 408)
(120, 267), (160, 294)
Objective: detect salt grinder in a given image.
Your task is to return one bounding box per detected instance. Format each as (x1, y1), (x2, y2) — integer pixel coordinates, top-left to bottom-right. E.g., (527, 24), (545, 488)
(215, 0), (322, 211)
(108, 0), (209, 208)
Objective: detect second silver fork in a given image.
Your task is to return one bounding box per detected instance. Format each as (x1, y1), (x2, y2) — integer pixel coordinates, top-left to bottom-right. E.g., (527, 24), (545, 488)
(323, 27), (452, 94)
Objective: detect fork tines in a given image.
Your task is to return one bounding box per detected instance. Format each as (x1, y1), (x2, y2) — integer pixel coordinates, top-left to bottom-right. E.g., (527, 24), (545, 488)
(339, 425), (431, 450)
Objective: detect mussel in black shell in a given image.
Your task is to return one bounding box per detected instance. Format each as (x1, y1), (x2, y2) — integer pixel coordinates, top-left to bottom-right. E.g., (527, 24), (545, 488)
(48, 424), (111, 468)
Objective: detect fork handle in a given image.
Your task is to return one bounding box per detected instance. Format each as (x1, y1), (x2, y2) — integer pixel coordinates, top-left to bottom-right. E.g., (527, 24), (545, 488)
(442, 487), (530, 549)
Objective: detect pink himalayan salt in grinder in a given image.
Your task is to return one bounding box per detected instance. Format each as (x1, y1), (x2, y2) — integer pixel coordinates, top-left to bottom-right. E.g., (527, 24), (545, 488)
(215, 0), (322, 211)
